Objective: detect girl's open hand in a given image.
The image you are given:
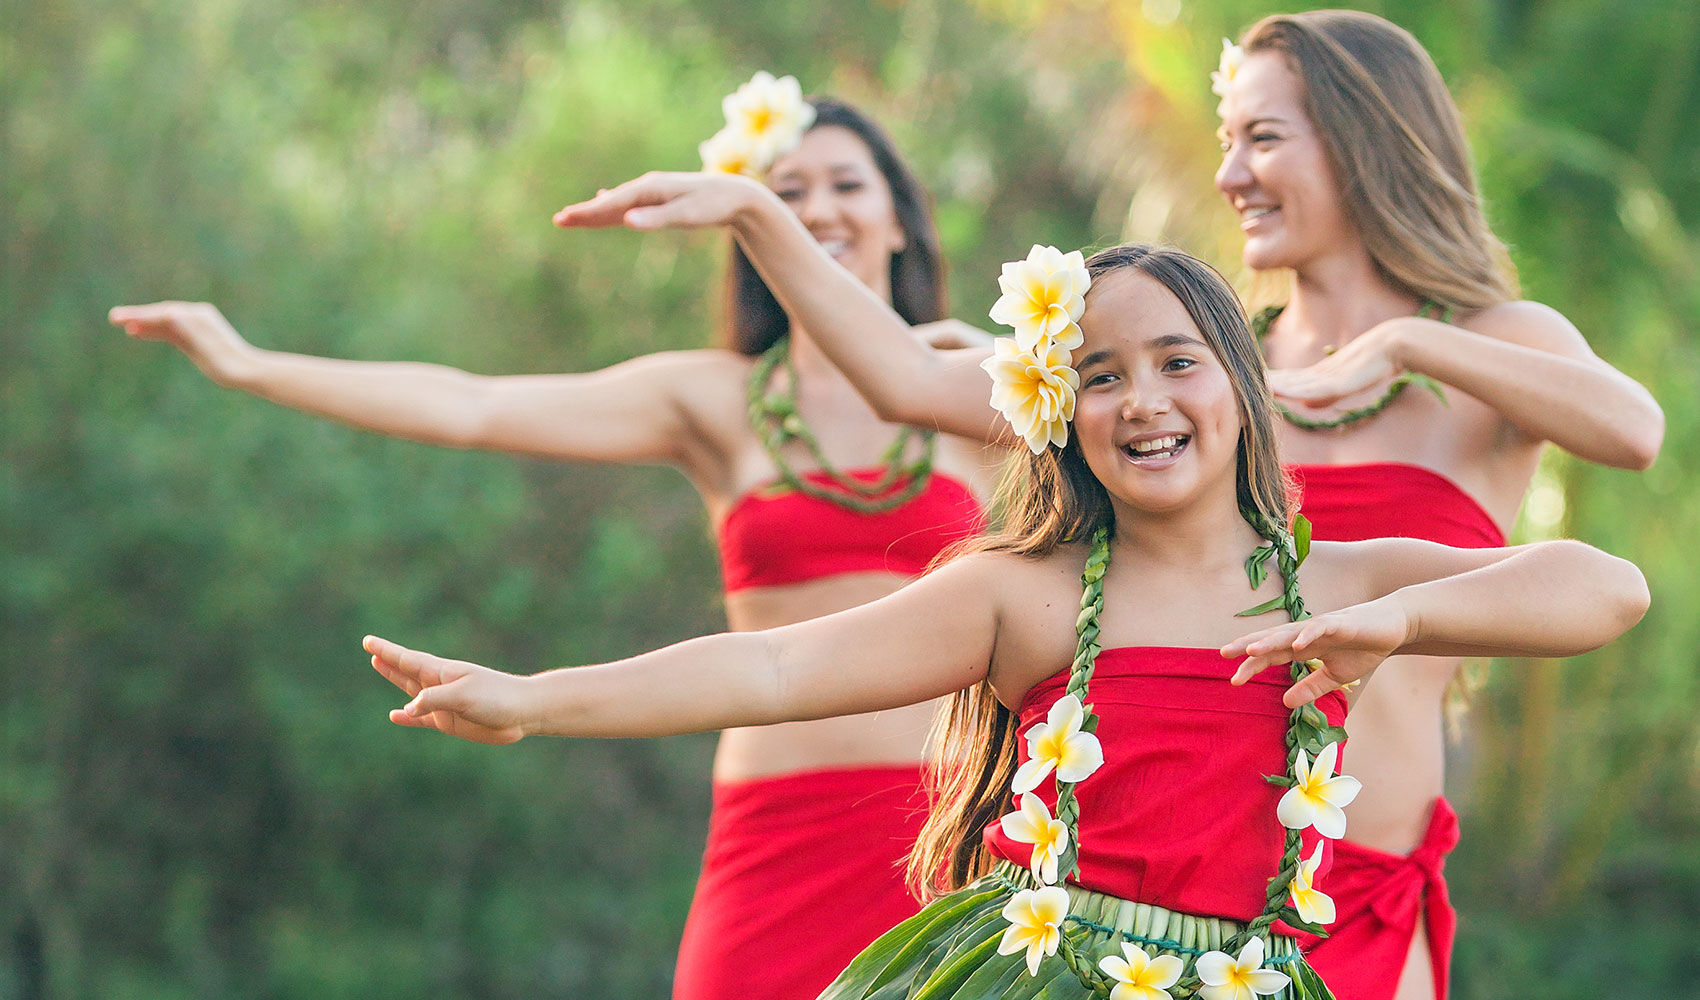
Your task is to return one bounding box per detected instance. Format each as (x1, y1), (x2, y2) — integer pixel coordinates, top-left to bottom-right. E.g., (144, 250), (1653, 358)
(552, 171), (769, 232)
(364, 635), (533, 745)
(1221, 597), (1413, 707)
(108, 301), (255, 384)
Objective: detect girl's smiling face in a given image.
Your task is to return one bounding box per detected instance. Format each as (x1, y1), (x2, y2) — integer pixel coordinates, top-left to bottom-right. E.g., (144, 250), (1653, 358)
(1071, 270), (1245, 516)
(767, 125), (907, 301)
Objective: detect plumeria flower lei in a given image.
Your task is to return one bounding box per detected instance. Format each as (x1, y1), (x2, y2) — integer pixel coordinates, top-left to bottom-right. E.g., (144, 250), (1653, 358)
(997, 886), (1071, 975)
(999, 792), (1070, 885)
(1288, 842), (1336, 926)
(981, 245), (1091, 454)
(1196, 938), (1290, 1000)
(1099, 943), (1184, 1000)
(1276, 741), (1362, 839)
(699, 71), (816, 178)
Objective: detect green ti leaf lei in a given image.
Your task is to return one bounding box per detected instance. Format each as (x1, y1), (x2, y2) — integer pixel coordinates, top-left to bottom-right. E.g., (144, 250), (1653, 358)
(1044, 510), (1336, 997)
(746, 336), (936, 513)
(1252, 302), (1451, 432)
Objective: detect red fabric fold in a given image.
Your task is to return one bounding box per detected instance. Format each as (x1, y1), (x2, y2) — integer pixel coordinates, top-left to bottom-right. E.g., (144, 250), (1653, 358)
(717, 469), (984, 593)
(1299, 798), (1459, 1000)
(983, 647), (1349, 927)
(672, 765), (927, 1000)
(1287, 462), (1505, 548)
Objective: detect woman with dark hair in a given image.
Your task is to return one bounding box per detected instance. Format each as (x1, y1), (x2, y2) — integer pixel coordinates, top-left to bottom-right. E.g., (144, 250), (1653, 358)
(110, 91), (1003, 1000)
(1211, 12), (1662, 1000)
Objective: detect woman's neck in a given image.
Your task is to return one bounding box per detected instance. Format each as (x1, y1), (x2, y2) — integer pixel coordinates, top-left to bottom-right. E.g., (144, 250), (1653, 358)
(785, 327), (860, 399)
(1284, 246), (1421, 348)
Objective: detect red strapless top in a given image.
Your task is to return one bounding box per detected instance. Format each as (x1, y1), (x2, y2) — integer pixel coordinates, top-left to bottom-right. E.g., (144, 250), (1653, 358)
(717, 469), (985, 594)
(984, 647), (1348, 923)
(1288, 462), (1505, 548)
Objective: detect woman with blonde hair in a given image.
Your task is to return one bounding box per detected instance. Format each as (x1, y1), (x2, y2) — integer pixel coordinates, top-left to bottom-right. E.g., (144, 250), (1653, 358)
(1210, 12), (1663, 998)
(110, 84), (1003, 1000)
(363, 202), (1648, 998)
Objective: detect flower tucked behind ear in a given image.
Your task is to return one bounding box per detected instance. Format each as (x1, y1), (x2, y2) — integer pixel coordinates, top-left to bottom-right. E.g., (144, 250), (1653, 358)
(699, 128), (762, 177)
(1211, 39), (1245, 99)
(981, 338), (1079, 455)
(989, 244), (1090, 353)
(721, 71), (815, 163)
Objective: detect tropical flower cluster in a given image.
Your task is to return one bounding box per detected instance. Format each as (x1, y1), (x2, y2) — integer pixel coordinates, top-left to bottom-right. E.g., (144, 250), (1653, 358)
(699, 71), (816, 177)
(1273, 739), (1360, 927)
(981, 245), (1091, 453)
(995, 693), (1103, 975)
(1211, 39), (1245, 100)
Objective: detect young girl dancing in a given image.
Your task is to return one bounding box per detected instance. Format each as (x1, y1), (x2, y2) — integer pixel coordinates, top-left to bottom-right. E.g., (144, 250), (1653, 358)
(365, 241), (1647, 999)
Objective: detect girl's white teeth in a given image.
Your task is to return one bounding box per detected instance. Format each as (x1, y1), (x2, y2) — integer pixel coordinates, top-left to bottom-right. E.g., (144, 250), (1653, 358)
(1243, 206), (1276, 220)
(821, 240), (850, 256)
(1132, 435), (1182, 454)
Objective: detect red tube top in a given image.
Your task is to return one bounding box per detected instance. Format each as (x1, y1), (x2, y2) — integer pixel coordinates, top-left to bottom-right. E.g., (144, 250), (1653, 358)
(1288, 462), (1505, 548)
(717, 469), (985, 593)
(983, 647), (1349, 923)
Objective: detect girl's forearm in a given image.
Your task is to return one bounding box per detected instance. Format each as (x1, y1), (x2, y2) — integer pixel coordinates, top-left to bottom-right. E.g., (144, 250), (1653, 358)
(1393, 320), (1663, 469)
(1393, 540), (1649, 658)
(523, 630), (788, 739)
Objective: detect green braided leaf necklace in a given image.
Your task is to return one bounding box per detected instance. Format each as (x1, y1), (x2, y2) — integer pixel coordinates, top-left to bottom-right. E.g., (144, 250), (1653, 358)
(1047, 512), (1339, 997)
(1253, 302), (1450, 432)
(747, 336), (936, 513)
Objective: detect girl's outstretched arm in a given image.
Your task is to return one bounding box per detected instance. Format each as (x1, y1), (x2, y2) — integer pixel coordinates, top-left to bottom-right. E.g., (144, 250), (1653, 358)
(554, 173), (1008, 444)
(1225, 538), (1649, 706)
(366, 552), (1005, 743)
(109, 301), (722, 466)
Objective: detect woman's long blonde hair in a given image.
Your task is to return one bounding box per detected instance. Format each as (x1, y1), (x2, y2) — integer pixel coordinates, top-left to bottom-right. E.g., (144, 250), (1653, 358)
(1242, 10), (1519, 311)
(907, 244), (1293, 896)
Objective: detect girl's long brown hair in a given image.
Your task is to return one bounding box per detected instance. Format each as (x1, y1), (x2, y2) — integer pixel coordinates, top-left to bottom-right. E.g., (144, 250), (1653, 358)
(1241, 10), (1518, 311)
(907, 244), (1293, 896)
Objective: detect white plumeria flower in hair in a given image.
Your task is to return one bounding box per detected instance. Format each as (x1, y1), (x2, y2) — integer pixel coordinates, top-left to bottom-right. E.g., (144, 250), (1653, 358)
(721, 71), (816, 163)
(1276, 742), (1362, 839)
(1210, 39), (1245, 99)
(999, 792), (1071, 885)
(1012, 694), (1103, 794)
(1196, 937), (1291, 1000)
(988, 244), (1090, 353)
(981, 338), (1079, 455)
(1288, 841), (1337, 926)
(997, 886), (1070, 976)
(699, 128), (763, 177)
(1098, 942), (1184, 1000)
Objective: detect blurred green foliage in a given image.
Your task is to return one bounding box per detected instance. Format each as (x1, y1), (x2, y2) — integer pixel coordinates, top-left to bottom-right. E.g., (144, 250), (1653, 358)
(3, 1), (1695, 998)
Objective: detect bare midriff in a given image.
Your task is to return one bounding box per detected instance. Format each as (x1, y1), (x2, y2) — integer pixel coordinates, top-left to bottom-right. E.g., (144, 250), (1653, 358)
(1338, 653), (1460, 854)
(712, 570), (939, 782)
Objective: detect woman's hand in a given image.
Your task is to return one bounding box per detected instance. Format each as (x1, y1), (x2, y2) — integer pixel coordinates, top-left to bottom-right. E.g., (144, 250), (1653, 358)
(552, 171), (772, 232)
(1264, 320), (1407, 409)
(1221, 597), (1414, 707)
(365, 635), (534, 745)
(109, 300), (258, 386)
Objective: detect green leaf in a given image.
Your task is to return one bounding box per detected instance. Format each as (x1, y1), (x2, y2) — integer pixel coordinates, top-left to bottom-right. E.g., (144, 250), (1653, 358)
(1293, 514), (1312, 565)
(1236, 595), (1288, 618)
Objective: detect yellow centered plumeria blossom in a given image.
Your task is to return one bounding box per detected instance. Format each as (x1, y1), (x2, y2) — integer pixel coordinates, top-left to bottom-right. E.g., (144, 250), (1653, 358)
(988, 244), (1090, 353)
(1288, 841), (1337, 926)
(982, 337), (1080, 455)
(698, 128), (762, 177)
(1196, 937), (1291, 1000)
(721, 71), (815, 164)
(1098, 942), (1184, 1000)
(1276, 741), (1363, 840)
(997, 886), (1070, 976)
(999, 792), (1071, 885)
(1012, 694), (1104, 794)
(1210, 39), (1245, 99)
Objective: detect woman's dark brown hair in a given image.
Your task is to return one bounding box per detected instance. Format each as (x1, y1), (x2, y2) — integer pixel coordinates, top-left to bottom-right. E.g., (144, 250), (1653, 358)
(720, 97), (947, 355)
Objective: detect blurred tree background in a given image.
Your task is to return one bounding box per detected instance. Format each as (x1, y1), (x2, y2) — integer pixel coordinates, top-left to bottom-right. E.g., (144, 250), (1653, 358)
(2, 0), (1694, 997)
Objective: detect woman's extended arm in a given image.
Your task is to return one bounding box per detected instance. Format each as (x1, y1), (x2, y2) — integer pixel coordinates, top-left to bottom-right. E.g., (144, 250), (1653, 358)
(109, 301), (714, 465)
(1225, 538), (1649, 706)
(365, 552), (1005, 744)
(1266, 303), (1664, 470)
(552, 173), (1008, 444)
